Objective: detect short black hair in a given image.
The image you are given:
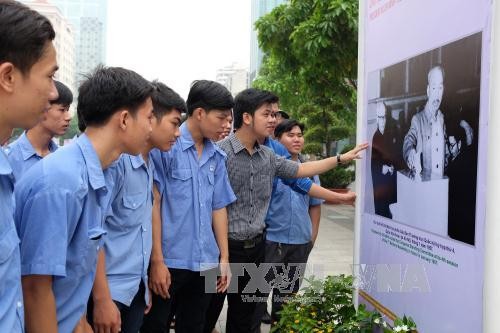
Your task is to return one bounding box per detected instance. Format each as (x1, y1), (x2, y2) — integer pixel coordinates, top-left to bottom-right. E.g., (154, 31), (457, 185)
(0, 1), (55, 75)
(50, 80), (73, 107)
(151, 80), (186, 119)
(277, 110), (290, 119)
(186, 80), (234, 116)
(274, 119), (305, 139)
(77, 66), (154, 130)
(233, 88), (279, 129)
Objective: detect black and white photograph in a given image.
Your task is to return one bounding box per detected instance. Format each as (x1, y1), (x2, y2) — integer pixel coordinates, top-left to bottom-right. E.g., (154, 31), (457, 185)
(364, 32), (481, 245)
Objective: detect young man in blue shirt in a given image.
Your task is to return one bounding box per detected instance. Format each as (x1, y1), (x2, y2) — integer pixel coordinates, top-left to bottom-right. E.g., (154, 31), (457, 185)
(7, 80), (73, 180)
(0, 2), (59, 332)
(265, 119), (325, 324)
(141, 80), (236, 333)
(14, 66), (154, 333)
(88, 81), (185, 333)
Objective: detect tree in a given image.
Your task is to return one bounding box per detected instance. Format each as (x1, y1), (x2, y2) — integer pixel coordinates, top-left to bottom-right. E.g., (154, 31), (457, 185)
(253, 0), (358, 156)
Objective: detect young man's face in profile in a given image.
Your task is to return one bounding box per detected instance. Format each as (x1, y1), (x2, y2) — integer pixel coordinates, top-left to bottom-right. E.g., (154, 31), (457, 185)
(12, 41), (59, 129)
(200, 109), (232, 140)
(41, 103), (72, 136)
(218, 113), (233, 140)
(124, 97), (153, 155)
(150, 109), (182, 152)
(252, 102), (276, 140)
(269, 102), (279, 132)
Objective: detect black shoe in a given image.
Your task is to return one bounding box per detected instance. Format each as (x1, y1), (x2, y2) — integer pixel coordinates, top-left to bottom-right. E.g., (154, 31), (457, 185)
(261, 310), (272, 324)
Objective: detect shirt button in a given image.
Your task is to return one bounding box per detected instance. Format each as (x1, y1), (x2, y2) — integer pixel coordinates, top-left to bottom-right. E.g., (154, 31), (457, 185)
(427, 136), (430, 139)
(436, 164), (439, 168)
(17, 301), (22, 308)
(96, 245), (100, 251)
(143, 251), (147, 255)
(132, 203), (136, 207)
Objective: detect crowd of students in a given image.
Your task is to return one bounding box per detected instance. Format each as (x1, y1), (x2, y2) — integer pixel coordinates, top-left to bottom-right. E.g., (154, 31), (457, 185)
(0, 2), (368, 333)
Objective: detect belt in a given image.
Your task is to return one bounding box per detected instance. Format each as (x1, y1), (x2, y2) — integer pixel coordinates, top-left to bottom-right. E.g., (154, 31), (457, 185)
(228, 233), (265, 249)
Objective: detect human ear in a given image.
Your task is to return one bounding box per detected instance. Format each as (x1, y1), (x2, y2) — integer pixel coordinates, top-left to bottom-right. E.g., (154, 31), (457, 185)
(0, 62), (16, 93)
(243, 112), (252, 125)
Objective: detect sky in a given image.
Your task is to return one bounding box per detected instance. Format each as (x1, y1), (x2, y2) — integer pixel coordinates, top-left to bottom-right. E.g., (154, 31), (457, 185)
(106, 0), (252, 99)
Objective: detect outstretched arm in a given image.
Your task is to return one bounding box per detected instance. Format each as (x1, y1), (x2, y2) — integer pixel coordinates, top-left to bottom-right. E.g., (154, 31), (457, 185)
(296, 143), (368, 178)
(307, 183), (356, 204)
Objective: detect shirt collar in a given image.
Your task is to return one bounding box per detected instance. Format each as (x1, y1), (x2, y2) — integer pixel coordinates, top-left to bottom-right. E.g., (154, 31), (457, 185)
(129, 154), (146, 169)
(18, 132), (57, 160)
(179, 122), (217, 160)
(179, 122), (195, 151)
(228, 132), (262, 154)
(0, 148), (13, 176)
(76, 134), (106, 190)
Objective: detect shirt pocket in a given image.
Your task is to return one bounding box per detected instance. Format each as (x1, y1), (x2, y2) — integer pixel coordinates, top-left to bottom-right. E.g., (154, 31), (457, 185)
(123, 191), (147, 210)
(170, 168), (193, 200)
(0, 226), (19, 265)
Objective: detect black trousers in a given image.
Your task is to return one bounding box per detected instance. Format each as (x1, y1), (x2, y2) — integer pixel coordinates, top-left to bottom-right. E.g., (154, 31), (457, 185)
(252, 240), (312, 327)
(204, 236), (266, 333)
(141, 268), (215, 333)
(87, 282), (146, 333)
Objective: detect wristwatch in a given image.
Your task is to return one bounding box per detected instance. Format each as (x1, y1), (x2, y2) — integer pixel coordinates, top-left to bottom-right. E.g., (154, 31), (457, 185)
(337, 153), (342, 164)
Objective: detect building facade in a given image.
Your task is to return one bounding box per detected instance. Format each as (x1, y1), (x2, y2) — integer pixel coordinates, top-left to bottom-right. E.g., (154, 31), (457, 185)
(42, 0), (107, 85)
(22, 0), (76, 93)
(216, 63), (249, 96)
(250, 0), (287, 82)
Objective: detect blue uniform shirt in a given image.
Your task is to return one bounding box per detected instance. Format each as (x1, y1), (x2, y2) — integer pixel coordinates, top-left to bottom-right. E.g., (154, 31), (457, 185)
(263, 137), (312, 194)
(0, 149), (24, 333)
(104, 154), (153, 306)
(266, 161), (323, 244)
(151, 122), (236, 271)
(14, 134), (110, 333)
(6, 131), (58, 181)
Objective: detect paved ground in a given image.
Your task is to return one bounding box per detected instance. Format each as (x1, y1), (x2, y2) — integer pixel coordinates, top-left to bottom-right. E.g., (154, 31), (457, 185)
(207, 203), (356, 333)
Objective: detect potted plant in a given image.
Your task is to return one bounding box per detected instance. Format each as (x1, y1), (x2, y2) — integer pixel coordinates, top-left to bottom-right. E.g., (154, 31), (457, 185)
(272, 275), (417, 333)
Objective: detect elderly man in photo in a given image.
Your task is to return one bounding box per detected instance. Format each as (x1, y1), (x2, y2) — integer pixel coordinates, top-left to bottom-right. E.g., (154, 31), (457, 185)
(371, 101), (396, 218)
(403, 66), (447, 178)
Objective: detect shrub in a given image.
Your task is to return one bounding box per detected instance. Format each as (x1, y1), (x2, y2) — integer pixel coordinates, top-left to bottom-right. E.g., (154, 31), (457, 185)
(272, 275), (417, 333)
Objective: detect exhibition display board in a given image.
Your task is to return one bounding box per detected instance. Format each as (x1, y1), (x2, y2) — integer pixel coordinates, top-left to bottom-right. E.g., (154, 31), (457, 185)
(355, 1), (493, 332)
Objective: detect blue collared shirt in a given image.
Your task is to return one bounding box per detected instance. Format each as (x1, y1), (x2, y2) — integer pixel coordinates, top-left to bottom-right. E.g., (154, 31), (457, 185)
(14, 134), (110, 333)
(151, 122), (236, 271)
(104, 154), (153, 306)
(266, 161), (323, 244)
(6, 131), (58, 181)
(264, 137), (312, 194)
(0, 149), (24, 333)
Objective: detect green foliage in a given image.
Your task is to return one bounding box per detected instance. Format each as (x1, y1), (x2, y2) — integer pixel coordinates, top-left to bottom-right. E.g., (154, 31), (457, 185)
(319, 167), (355, 189)
(272, 275), (417, 333)
(319, 144), (356, 188)
(253, 0), (359, 156)
(10, 128), (23, 142)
